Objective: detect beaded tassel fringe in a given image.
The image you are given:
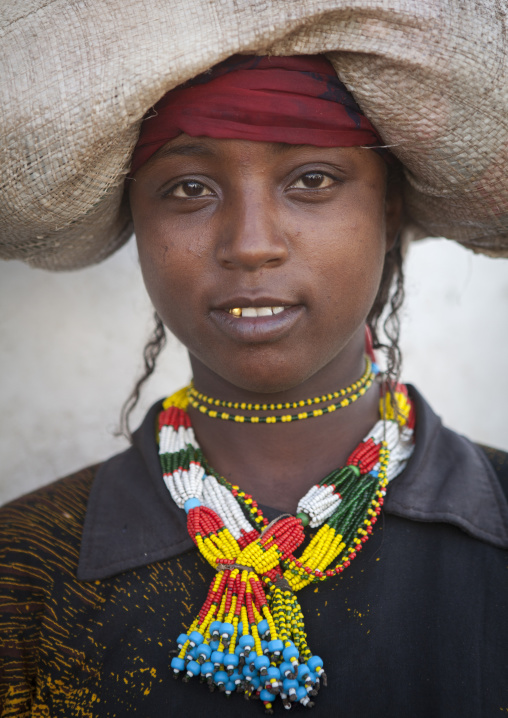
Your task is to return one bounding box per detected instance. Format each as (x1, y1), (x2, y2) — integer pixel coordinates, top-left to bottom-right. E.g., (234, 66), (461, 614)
(160, 385), (414, 712)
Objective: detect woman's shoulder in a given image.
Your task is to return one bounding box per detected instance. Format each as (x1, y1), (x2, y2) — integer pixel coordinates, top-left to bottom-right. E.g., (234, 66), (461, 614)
(0, 466), (103, 715)
(0, 465), (99, 570)
(385, 387), (508, 550)
(1, 464), (98, 516)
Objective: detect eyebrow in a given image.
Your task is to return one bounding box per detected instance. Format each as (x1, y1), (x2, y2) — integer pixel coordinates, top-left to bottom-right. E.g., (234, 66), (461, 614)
(153, 142), (216, 161)
(270, 142), (308, 154)
(153, 140), (311, 160)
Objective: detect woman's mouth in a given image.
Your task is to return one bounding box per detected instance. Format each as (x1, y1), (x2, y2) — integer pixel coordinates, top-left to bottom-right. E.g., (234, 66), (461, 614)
(210, 303), (303, 343)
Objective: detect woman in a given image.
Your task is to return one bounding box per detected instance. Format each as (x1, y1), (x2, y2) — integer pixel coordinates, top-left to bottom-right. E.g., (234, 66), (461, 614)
(1, 51), (506, 716)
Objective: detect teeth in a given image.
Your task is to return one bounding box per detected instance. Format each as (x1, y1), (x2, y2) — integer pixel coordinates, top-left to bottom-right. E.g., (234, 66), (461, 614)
(242, 307), (258, 318)
(227, 306), (286, 317)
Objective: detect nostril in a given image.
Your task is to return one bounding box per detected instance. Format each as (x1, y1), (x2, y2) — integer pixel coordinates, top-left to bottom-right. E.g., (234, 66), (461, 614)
(217, 238), (288, 270)
(217, 208), (289, 269)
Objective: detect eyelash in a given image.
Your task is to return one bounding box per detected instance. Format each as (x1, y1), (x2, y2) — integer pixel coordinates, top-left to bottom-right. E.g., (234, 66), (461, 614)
(163, 180), (214, 199)
(288, 171), (338, 190)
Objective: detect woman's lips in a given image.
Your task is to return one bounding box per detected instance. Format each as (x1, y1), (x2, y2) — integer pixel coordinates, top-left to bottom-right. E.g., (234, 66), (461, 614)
(209, 304), (304, 342)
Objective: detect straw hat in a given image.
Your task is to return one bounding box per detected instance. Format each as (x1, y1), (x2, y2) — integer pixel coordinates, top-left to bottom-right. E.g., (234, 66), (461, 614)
(1, 0), (507, 270)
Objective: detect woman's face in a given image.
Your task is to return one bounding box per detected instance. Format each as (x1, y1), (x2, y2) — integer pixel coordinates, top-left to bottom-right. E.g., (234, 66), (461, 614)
(130, 136), (401, 393)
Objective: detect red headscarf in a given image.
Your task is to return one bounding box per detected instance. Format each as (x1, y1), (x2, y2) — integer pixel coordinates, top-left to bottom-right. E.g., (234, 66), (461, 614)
(131, 55), (387, 175)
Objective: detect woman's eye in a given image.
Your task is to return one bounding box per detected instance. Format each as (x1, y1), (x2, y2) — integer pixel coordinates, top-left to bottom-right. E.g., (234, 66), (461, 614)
(171, 181), (213, 198)
(291, 172), (335, 190)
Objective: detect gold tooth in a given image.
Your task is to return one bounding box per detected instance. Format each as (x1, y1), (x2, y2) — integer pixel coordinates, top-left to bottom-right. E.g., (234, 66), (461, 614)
(229, 307), (242, 317)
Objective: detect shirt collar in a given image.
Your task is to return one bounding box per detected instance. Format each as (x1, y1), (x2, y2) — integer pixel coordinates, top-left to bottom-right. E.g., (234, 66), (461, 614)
(78, 386), (508, 581)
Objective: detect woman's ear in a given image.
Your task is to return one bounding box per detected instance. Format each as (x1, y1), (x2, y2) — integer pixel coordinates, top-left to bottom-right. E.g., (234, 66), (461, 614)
(384, 170), (404, 252)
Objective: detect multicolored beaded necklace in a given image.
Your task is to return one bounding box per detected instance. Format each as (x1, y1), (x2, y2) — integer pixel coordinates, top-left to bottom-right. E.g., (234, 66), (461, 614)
(160, 376), (415, 713)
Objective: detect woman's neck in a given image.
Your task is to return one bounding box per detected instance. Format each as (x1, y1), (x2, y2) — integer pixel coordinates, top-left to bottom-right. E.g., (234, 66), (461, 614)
(186, 349), (381, 513)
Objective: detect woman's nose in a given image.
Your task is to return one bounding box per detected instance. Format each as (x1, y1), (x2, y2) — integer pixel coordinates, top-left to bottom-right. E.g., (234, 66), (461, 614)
(217, 193), (289, 270)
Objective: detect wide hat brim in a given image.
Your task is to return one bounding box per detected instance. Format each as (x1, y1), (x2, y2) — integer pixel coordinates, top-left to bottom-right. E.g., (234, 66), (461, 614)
(1, 0), (507, 270)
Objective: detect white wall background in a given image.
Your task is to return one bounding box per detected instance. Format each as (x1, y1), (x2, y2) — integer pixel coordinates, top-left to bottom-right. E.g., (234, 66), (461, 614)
(1, 236), (507, 506)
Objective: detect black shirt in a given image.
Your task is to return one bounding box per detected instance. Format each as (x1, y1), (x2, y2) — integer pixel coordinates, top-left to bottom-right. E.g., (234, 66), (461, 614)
(1, 387), (507, 717)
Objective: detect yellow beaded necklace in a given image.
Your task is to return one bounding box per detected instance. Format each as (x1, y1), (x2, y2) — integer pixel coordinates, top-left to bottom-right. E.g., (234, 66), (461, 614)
(187, 357), (376, 424)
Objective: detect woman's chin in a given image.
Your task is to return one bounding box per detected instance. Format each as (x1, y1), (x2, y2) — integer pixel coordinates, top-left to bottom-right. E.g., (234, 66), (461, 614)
(206, 368), (310, 397)
(189, 346), (361, 400)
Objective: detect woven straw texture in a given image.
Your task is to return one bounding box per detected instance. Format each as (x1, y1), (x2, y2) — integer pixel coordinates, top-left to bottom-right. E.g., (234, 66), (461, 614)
(1, 0), (507, 270)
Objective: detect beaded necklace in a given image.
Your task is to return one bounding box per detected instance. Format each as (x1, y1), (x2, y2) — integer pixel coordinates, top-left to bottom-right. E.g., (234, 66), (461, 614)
(187, 357), (375, 424)
(160, 383), (415, 712)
